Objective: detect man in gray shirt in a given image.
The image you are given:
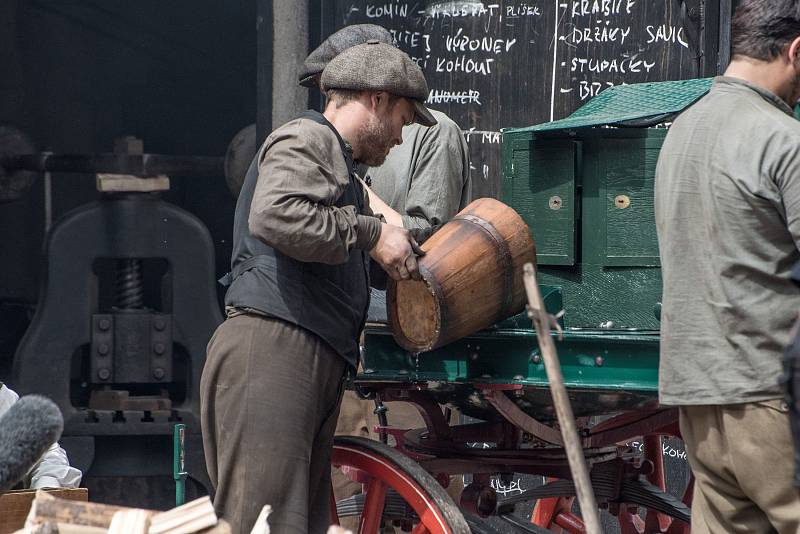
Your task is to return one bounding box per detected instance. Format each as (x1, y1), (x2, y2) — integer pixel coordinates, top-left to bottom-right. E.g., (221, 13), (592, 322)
(365, 108), (471, 232)
(655, 1), (800, 531)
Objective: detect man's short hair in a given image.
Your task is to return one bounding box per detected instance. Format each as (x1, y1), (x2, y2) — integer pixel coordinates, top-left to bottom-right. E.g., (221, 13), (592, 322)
(326, 89), (362, 108)
(326, 89), (399, 109)
(731, 0), (800, 61)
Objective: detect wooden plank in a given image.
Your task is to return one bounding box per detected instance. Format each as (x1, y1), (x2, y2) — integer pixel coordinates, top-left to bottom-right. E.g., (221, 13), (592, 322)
(27, 491), (153, 529)
(0, 489), (88, 534)
(149, 496), (217, 534)
(108, 509), (150, 534)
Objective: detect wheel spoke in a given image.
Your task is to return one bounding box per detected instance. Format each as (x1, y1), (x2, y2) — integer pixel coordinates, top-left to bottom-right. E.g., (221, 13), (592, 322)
(359, 478), (388, 534)
(329, 482), (340, 526)
(553, 511), (586, 534)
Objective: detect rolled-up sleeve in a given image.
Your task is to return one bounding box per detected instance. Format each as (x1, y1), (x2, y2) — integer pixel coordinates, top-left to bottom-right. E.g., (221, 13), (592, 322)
(29, 443), (82, 489)
(248, 122), (381, 264)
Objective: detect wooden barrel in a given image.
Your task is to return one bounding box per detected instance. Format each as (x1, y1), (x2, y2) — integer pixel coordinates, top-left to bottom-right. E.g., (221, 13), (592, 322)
(387, 198), (536, 352)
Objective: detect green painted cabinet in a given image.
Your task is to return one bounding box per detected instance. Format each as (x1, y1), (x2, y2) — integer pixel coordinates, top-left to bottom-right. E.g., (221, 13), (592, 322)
(503, 128), (666, 331)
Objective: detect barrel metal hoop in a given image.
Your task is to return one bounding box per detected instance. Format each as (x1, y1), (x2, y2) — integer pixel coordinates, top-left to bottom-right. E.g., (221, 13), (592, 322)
(453, 214), (514, 312)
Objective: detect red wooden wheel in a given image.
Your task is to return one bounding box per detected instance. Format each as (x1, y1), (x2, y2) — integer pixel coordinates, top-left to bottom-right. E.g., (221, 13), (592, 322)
(331, 436), (470, 534)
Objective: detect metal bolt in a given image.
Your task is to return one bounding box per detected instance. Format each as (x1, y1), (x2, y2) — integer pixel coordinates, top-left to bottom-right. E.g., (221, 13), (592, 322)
(97, 368), (111, 380)
(595, 356), (604, 367)
(153, 342), (166, 355)
(548, 196), (562, 210)
(97, 343), (109, 356)
(513, 374), (524, 381)
(531, 353), (542, 364)
(600, 321), (615, 329)
(470, 352), (479, 361)
(153, 318), (166, 331)
(614, 195), (631, 209)
(363, 368), (375, 374)
(98, 318), (111, 331)
(153, 368), (165, 380)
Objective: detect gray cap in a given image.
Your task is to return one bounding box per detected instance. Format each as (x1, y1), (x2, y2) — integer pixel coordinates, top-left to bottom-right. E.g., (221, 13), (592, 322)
(320, 41), (436, 127)
(299, 24), (395, 88)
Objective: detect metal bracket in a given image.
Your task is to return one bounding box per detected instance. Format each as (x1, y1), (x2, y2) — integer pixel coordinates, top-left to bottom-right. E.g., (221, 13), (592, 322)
(482, 388), (564, 446)
(90, 312), (173, 385)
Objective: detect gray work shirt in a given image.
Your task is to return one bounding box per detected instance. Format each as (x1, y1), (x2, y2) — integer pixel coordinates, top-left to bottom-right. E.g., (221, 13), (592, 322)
(655, 76), (800, 405)
(365, 109), (472, 231)
(363, 109), (471, 323)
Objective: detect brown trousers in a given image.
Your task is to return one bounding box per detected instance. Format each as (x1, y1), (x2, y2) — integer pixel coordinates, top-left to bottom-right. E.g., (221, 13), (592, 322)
(680, 401), (800, 534)
(201, 314), (346, 534)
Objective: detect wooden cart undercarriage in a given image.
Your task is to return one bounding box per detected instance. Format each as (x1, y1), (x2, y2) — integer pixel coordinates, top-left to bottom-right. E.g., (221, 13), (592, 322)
(330, 326), (692, 534)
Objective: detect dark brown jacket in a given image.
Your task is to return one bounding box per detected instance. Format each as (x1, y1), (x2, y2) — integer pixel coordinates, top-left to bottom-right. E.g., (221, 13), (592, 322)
(223, 111), (381, 366)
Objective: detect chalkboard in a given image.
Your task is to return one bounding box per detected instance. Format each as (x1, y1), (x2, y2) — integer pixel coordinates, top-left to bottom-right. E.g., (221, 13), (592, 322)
(331, 0), (710, 199)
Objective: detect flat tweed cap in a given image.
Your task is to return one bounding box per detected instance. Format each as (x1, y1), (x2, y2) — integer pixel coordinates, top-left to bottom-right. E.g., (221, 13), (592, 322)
(321, 41), (436, 127)
(299, 24), (395, 87)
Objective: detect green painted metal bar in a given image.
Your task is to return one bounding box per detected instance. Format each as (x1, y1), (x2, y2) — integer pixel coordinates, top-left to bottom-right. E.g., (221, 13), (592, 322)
(173, 423), (187, 506)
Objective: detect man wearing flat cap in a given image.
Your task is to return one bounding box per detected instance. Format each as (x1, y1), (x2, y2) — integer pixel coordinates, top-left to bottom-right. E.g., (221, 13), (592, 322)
(299, 24), (472, 528)
(299, 24), (471, 246)
(201, 42), (436, 533)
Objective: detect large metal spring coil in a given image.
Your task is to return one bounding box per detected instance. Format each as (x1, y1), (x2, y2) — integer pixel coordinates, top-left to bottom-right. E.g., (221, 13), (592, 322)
(115, 258), (144, 309)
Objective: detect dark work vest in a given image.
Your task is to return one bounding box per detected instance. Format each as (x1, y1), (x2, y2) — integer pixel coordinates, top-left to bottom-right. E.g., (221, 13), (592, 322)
(221, 111), (370, 367)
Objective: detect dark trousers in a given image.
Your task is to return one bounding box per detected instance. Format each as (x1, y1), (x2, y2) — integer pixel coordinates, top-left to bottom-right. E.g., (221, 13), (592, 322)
(201, 313), (347, 534)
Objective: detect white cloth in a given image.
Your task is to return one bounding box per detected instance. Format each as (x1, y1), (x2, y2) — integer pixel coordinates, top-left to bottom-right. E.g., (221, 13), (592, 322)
(0, 385), (82, 489)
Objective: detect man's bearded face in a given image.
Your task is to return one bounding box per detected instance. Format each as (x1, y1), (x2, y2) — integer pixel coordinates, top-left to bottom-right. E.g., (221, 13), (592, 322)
(355, 109), (397, 167)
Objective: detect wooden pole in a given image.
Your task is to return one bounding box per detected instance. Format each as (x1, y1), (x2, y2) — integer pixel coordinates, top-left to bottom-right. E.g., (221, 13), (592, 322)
(522, 263), (602, 534)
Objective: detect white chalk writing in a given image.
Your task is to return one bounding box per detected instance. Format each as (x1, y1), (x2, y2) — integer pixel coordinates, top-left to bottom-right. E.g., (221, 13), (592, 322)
(570, 0), (636, 17)
(571, 55), (656, 74)
(423, 3), (501, 18)
(435, 55), (495, 75)
(506, 4), (543, 17)
(464, 129), (502, 144)
(646, 24), (689, 48)
(444, 28), (517, 55)
(628, 440), (687, 460)
(427, 89), (482, 105)
(491, 477), (525, 496)
(576, 80), (619, 100)
(365, 2), (411, 18)
(390, 29), (432, 52)
(562, 22), (632, 46)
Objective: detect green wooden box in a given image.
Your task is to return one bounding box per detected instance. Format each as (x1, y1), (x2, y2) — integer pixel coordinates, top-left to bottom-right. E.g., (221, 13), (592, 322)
(502, 127), (666, 331)
(501, 78), (712, 332)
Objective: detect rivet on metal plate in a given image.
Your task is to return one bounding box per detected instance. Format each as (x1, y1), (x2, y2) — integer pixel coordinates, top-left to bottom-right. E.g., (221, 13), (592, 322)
(548, 196), (562, 210)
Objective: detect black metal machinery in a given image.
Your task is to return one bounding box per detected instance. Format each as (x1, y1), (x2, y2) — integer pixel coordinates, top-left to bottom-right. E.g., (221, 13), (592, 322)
(2, 126), (225, 507)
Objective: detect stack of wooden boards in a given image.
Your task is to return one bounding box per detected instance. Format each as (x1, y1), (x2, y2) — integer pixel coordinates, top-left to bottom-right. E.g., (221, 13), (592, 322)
(13, 492), (231, 534)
